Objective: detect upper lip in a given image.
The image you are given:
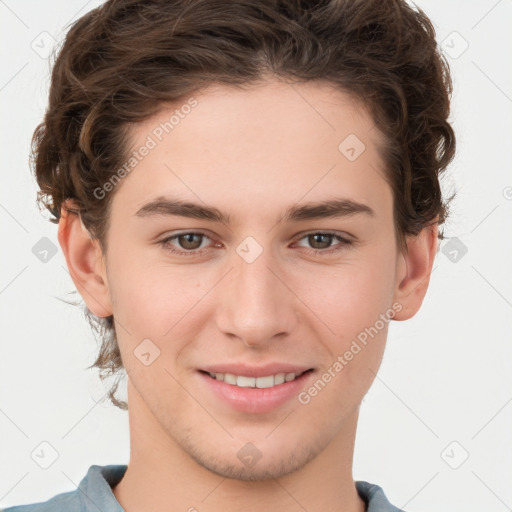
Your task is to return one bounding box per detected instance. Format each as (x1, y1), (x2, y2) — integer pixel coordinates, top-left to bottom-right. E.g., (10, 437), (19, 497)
(200, 363), (313, 378)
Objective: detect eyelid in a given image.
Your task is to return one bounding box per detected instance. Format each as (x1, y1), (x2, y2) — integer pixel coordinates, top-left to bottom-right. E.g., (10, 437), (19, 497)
(291, 231), (354, 253)
(293, 229), (354, 241)
(158, 229), (354, 256)
(158, 229), (352, 244)
(159, 230), (214, 247)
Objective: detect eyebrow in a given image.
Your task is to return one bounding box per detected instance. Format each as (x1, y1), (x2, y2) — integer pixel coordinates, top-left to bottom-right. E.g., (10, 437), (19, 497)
(134, 196), (375, 223)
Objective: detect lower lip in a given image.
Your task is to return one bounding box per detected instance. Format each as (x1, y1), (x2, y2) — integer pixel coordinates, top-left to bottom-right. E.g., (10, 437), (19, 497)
(198, 370), (314, 414)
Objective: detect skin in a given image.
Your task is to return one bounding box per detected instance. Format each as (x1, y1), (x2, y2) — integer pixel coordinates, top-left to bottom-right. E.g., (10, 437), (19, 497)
(58, 77), (438, 512)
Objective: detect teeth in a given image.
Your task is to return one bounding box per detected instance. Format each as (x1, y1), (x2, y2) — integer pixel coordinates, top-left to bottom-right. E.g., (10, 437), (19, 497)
(208, 371), (305, 388)
(274, 373), (285, 385)
(255, 375), (274, 388)
(223, 373), (237, 385)
(237, 375), (256, 387)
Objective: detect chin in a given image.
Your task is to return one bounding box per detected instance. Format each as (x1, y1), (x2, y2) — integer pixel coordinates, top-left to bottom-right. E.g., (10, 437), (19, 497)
(183, 437), (320, 481)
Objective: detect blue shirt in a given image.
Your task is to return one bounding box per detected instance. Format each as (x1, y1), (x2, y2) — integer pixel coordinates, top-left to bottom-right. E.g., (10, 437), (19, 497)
(1, 465), (406, 512)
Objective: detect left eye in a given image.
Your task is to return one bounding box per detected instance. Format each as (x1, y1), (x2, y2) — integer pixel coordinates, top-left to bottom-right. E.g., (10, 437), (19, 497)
(158, 231), (352, 256)
(295, 233), (348, 252)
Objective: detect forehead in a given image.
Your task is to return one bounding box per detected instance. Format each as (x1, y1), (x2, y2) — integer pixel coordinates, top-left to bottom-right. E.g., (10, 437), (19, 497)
(112, 78), (391, 221)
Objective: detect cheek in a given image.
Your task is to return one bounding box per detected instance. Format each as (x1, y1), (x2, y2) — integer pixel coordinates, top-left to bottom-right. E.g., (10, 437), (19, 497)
(106, 232), (397, 362)
(106, 246), (212, 373)
(106, 240), (195, 327)
(291, 247), (397, 344)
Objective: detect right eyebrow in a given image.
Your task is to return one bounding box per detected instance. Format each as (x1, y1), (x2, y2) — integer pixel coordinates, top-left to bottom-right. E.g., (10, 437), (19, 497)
(134, 197), (229, 222)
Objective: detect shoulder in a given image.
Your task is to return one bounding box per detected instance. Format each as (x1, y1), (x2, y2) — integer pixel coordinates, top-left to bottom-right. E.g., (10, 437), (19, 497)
(356, 480), (407, 512)
(0, 464), (128, 512)
(0, 489), (81, 512)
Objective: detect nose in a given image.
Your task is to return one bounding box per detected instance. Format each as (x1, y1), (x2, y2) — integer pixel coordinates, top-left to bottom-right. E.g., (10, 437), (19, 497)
(215, 244), (298, 349)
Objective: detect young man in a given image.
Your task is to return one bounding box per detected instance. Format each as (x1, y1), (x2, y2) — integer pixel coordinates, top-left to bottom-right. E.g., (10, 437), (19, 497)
(3, 0), (455, 510)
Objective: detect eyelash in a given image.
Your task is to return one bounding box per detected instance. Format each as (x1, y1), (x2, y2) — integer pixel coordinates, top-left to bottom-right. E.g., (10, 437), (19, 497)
(158, 231), (353, 257)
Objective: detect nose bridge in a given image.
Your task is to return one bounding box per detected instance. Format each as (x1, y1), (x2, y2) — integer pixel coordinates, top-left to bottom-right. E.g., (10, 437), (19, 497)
(216, 239), (295, 346)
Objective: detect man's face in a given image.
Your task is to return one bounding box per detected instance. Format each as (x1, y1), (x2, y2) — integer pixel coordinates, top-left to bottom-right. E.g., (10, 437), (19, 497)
(99, 78), (404, 479)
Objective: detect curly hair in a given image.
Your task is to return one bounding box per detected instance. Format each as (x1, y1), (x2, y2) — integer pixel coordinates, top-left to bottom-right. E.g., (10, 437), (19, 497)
(31, 0), (456, 410)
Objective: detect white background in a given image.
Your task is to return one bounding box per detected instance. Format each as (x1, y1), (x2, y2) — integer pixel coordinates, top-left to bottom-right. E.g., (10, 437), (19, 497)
(0, 1), (511, 510)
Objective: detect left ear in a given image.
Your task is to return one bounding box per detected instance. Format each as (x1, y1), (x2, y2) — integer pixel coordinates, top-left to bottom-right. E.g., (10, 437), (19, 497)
(392, 223), (439, 321)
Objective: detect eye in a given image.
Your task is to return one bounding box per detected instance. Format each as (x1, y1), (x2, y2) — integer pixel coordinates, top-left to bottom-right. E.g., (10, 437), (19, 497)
(159, 232), (213, 255)
(158, 230), (353, 257)
(294, 232), (353, 255)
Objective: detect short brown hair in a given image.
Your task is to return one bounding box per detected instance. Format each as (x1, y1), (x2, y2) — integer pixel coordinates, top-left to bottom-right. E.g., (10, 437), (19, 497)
(31, 0), (456, 409)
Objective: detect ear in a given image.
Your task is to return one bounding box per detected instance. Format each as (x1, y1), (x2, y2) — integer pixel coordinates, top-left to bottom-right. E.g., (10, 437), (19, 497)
(392, 223), (439, 321)
(58, 200), (113, 318)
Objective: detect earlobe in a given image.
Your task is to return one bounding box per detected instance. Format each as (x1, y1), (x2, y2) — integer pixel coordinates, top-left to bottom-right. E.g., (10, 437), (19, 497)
(58, 200), (113, 318)
(392, 224), (438, 321)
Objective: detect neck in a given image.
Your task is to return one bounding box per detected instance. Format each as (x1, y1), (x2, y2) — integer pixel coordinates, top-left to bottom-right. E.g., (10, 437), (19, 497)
(113, 380), (366, 512)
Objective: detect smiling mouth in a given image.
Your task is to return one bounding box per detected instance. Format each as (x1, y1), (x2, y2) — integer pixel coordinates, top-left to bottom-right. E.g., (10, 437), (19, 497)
(199, 369), (314, 389)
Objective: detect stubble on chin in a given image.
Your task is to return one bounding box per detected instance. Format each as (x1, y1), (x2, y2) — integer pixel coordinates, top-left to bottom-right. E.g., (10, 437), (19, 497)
(176, 432), (325, 482)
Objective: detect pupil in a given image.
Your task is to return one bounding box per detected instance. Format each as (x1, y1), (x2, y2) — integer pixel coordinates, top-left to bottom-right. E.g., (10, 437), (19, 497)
(311, 234), (330, 249)
(181, 234), (200, 249)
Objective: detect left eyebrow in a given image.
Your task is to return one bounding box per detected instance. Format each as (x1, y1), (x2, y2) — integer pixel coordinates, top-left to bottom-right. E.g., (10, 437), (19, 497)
(284, 198), (375, 222)
(134, 196), (375, 223)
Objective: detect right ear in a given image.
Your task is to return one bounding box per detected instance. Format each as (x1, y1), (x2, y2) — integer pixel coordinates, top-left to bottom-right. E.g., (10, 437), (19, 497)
(57, 200), (113, 318)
